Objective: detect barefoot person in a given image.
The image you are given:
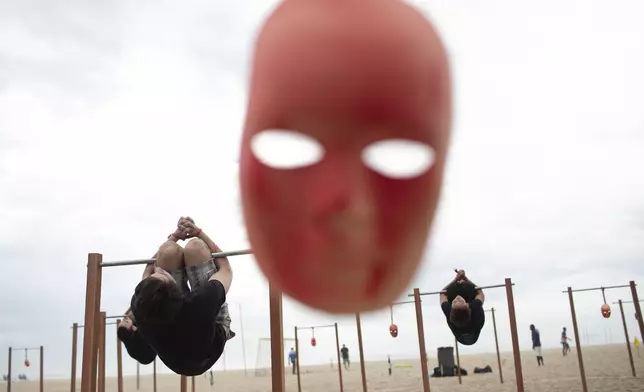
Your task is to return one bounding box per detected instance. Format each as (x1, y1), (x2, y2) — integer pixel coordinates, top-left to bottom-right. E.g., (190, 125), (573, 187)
(531, 324), (544, 366)
(340, 344), (350, 370)
(131, 217), (235, 376)
(440, 269), (486, 345)
(561, 327), (571, 356)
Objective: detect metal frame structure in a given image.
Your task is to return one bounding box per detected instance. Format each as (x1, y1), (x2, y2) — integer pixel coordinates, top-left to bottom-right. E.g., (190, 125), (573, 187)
(79, 250), (250, 392)
(563, 281), (643, 392)
(408, 278), (523, 392)
(6, 346), (44, 392)
(293, 323), (343, 392)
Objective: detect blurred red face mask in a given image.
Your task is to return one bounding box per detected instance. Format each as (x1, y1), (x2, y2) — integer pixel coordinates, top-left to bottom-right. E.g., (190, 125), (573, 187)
(240, 0), (452, 313)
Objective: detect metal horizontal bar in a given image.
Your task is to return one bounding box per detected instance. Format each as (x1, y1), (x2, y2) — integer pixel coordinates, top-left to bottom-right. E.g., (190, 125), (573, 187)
(10, 347), (41, 350)
(73, 322), (117, 328)
(296, 324), (336, 330)
(612, 300), (644, 305)
(409, 283), (514, 297)
(391, 300), (416, 306)
(105, 315), (125, 320)
(101, 249), (253, 267)
(561, 284), (633, 294)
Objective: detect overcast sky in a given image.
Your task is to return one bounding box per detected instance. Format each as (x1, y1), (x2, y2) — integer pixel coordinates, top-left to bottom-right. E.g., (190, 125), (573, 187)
(1, 0), (644, 380)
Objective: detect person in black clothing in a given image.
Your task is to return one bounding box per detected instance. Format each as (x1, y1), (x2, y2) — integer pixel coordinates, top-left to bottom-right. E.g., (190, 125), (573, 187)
(530, 324), (544, 366)
(130, 217), (235, 377)
(440, 269), (485, 345)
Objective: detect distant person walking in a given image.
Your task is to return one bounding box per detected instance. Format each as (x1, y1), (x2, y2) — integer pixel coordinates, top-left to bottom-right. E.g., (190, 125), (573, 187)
(288, 348), (297, 374)
(340, 344), (350, 370)
(561, 327), (571, 356)
(530, 324), (544, 366)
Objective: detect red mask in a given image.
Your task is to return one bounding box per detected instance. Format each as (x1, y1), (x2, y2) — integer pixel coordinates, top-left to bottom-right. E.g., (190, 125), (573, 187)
(240, 0), (452, 313)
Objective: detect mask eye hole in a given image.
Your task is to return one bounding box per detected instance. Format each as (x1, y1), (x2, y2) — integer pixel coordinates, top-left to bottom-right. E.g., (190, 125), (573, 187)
(362, 139), (436, 179)
(250, 129), (325, 169)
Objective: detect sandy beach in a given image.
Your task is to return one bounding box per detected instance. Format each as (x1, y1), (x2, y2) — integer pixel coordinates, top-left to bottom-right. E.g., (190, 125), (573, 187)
(5, 345), (643, 392)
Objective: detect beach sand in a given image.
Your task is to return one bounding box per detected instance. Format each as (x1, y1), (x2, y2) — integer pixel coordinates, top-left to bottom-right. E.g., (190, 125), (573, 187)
(6, 345), (644, 392)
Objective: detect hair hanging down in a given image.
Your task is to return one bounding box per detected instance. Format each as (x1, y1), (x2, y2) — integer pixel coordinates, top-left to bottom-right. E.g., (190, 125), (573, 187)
(131, 278), (184, 325)
(450, 306), (471, 328)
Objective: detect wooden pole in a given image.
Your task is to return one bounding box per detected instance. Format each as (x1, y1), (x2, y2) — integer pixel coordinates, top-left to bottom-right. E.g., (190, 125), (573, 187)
(355, 313), (368, 392)
(630, 281), (644, 346)
(334, 323), (344, 392)
(39, 346), (44, 392)
(567, 287), (588, 392)
(413, 288), (431, 392)
(454, 338), (462, 384)
(116, 319), (123, 392)
(490, 308), (504, 384)
(618, 300), (636, 377)
(505, 278), (524, 392)
(71, 323), (78, 392)
(269, 285), (285, 392)
(136, 362), (140, 390)
(98, 312), (106, 392)
(80, 254), (102, 392)
(191, 376), (195, 392)
(180, 376), (187, 392)
(295, 327), (301, 392)
(7, 347), (12, 392)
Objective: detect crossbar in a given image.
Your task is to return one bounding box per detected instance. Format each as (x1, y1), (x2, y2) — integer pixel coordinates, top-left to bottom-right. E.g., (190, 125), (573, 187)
(613, 300), (644, 305)
(73, 322), (117, 329)
(296, 324), (336, 329)
(11, 347), (41, 350)
(105, 315), (125, 320)
(561, 284), (633, 293)
(101, 249), (252, 267)
(391, 300), (416, 306)
(409, 283), (513, 297)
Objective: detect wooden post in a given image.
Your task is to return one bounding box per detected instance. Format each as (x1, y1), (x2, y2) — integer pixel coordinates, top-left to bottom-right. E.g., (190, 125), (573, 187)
(191, 376), (195, 392)
(295, 327), (301, 392)
(98, 312), (106, 392)
(39, 346), (44, 392)
(568, 287), (588, 392)
(180, 376), (187, 392)
(80, 254), (102, 392)
(334, 323), (344, 392)
(355, 313), (368, 392)
(116, 319), (123, 392)
(413, 288), (431, 392)
(136, 362), (140, 390)
(490, 308), (504, 384)
(505, 278), (524, 392)
(618, 300), (636, 377)
(7, 347), (12, 392)
(630, 281), (644, 347)
(454, 338), (462, 384)
(269, 285), (285, 392)
(71, 324), (78, 392)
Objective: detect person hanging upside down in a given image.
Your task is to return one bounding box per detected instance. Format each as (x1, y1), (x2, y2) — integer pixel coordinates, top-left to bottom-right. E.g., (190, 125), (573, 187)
(130, 217), (235, 376)
(118, 243), (172, 364)
(440, 269), (486, 345)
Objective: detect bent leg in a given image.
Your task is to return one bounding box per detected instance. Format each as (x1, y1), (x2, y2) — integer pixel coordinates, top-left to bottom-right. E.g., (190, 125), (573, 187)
(184, 238), (235, 340)
(156, 240), (188, 293)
